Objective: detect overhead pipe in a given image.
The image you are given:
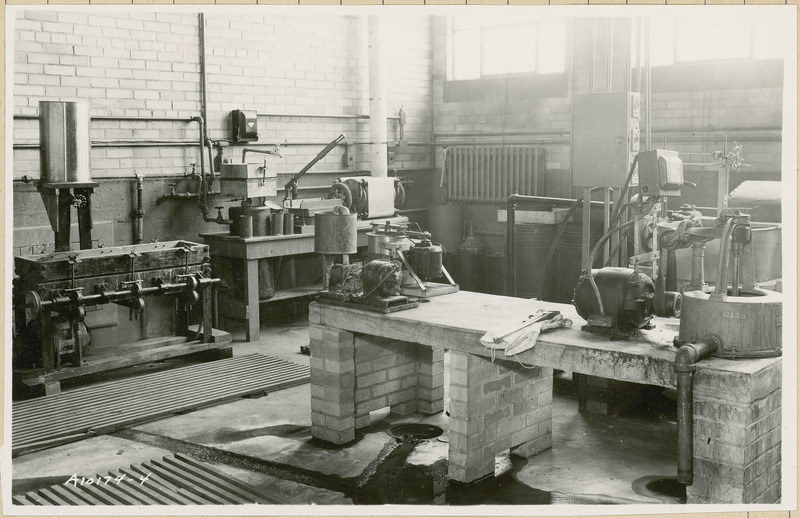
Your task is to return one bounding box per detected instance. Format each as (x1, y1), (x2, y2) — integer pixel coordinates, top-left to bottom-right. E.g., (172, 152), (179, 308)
(367, 15), (388, 178)
(673, 336), (720, 485)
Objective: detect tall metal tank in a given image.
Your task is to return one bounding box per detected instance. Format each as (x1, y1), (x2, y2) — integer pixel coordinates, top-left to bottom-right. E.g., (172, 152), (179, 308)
(315, 211), (358, 255)
(39, 100), (92, 184)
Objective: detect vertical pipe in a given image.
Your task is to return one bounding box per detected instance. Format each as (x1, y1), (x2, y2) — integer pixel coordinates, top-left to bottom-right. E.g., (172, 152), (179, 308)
(674, 338), (719, 485)
(644, 17), (651, 151)
(606, 18), (614, 92)
(582, 187), (592, 270)
(368, 15), (388, 178)
(507, 196), (517, 297)
(134, 174), (144, 244)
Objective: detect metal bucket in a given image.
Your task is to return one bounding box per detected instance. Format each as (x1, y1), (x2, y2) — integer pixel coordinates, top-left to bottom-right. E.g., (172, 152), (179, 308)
(39, 100), (92, 184)
(513, 224), (555, 299)
(315, 212), (357, 255)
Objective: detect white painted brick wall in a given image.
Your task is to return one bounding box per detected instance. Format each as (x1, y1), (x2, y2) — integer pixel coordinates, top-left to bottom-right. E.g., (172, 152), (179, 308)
(13, 11), (433, 183)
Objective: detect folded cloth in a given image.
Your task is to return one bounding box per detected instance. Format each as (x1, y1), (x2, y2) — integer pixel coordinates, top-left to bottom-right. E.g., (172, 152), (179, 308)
(480, 310), (572, 357)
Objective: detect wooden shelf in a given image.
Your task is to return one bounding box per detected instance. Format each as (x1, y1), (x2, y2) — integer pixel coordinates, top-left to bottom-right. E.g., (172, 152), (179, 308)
(264, 284), (323, 303)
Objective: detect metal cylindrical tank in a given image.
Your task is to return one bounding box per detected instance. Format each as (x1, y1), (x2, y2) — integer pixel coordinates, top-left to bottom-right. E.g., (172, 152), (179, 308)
(252, 210), (269, 237)
(514, 224), (556, 300)
(315, 212), (357, 255)
(39, 100), (92, 184)
(367, 228), (412, 260)
(428, 204), (462, 256)
(678, 289), (782, 358)
(555, 223), (603, 303)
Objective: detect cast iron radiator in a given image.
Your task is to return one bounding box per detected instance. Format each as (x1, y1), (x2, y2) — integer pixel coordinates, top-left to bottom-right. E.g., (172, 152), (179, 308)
(444, 146), (546, 203)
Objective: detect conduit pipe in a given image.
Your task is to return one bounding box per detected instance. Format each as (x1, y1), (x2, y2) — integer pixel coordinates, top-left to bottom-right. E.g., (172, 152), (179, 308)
(134, 174), (144, 244)
(368, 15), (388, 178)
(673, 336), (719, 485)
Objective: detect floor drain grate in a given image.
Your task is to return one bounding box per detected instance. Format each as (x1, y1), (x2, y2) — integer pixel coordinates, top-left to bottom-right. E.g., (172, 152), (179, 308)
(388, 424), (444, 442)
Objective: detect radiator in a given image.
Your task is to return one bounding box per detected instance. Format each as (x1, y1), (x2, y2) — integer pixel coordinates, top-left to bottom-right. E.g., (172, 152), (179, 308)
(445, 146), (546, 203)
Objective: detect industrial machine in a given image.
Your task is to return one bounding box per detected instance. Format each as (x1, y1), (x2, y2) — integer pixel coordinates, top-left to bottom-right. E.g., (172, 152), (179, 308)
(366, 221), (458, 298)
(670, 210), (782, 487)
(328, 176), (404, 220)
(573, 149), (688, 337)
(13, 240), (230, 398)
(314, 219), (457, 313)
(13, 100), (231, 398)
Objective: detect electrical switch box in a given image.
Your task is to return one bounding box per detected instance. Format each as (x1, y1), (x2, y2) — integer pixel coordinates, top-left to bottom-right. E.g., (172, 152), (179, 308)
(231, 110), (258, 143)
(636, 149), (683, 197)
(572, 92), (641, 188)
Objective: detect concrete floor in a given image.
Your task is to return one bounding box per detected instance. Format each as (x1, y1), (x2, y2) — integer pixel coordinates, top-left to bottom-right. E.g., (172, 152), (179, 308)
(13, 306), (684, 507)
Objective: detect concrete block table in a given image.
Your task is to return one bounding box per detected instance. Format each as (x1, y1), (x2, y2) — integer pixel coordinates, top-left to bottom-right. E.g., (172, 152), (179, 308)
(308, 291), (782, 504)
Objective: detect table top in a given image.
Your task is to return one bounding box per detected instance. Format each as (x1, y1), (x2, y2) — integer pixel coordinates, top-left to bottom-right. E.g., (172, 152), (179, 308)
(310, 290), (781, 390)
(200, 216), (409, 259)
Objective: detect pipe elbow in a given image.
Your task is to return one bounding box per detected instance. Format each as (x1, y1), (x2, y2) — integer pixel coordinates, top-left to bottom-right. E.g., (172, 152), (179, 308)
(674, 336), (720, 373)
(674, 344), (698, 372)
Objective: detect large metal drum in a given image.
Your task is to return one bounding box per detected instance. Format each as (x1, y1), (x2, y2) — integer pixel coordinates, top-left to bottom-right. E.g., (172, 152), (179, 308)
(428, 204), (462, 256)
(554, 223), (602, 303)
(39, 100), (92, 184)
(513, 223), (555, 300)
(678, 289), (782, 358)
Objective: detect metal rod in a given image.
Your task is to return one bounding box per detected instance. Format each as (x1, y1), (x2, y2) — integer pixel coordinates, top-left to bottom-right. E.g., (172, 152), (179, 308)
(582, 187), (592, 270)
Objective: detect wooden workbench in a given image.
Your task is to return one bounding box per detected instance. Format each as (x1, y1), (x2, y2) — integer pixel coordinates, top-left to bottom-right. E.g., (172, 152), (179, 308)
(309, 291), (782, 504)
(200, 216), (408, 341)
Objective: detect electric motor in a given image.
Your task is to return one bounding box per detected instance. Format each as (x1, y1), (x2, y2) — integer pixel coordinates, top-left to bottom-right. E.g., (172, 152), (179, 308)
(361, 259), (401, 298)
(573, 267), (655, 332)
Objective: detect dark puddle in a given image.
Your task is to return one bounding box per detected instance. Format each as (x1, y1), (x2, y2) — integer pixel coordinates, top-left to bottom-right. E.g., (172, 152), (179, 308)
(632, 475), (685, 504)
(353, 434), (639, 505)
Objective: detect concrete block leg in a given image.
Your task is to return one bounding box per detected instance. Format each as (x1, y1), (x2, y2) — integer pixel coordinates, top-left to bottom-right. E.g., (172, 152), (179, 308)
(417, 345), (445, 415)
(309, 324), (356, 445)
(687, 361), (782, 504)
(448, 351), (553, 483)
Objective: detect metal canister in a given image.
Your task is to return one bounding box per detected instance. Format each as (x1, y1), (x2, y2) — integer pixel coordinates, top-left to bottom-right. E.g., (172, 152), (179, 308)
(270, 212), (284, 236)
(238, 215), (253, 238)
(39, 100), (92, 184)
(283, 212), (294, 235)
(252, 209), (270, 237)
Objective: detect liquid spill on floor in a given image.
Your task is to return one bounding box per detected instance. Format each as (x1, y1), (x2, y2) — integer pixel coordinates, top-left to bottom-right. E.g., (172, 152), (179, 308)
(631, 475), (685, 504)
(352, 437), (640, 505)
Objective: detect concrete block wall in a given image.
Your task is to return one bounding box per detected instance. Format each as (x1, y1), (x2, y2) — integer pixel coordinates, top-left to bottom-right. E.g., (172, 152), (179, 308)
(12, 10), (433, 248)
(688, 361), (782, 504)
(448, 351), (552, 483)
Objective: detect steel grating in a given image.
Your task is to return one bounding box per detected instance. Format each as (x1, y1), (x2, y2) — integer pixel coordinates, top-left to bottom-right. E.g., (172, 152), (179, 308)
(13, 354), (310, 456)
(12, 453), (279, 505)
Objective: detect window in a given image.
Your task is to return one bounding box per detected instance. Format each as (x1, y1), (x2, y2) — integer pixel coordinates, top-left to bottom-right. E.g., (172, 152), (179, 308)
(450, 16), (566, 80)
(647, 13), (790, 67)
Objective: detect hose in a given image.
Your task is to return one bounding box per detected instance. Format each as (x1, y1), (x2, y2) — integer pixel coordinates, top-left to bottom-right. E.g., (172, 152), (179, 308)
(536, 187), (603, 300)
(585, 219), (636, 314)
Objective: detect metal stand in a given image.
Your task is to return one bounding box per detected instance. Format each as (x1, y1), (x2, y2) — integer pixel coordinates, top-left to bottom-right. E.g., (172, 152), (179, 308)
(38, 182), (99, 252)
